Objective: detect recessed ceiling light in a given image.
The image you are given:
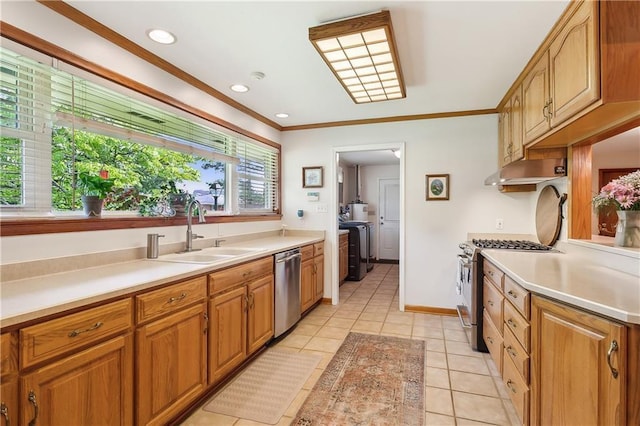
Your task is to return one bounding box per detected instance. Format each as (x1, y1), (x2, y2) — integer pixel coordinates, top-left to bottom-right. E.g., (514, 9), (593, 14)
(146, 29), (176, 45)
(230, 84), (250, 93)
(275, 113), (289, 119)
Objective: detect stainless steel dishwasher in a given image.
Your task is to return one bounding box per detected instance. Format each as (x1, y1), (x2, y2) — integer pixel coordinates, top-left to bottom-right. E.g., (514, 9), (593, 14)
(274, 248), (302, 337)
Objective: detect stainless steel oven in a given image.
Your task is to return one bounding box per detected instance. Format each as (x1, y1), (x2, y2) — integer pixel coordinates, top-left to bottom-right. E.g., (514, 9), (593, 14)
(456, 243), (486, 351)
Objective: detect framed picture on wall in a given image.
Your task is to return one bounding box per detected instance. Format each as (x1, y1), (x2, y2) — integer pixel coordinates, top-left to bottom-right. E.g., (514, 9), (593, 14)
(426, 174), (449, 200)
(303, 166), (324, 188)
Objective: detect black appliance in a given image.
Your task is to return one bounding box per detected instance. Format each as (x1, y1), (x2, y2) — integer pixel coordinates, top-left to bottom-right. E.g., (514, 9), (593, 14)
(339, 221), (373, 280)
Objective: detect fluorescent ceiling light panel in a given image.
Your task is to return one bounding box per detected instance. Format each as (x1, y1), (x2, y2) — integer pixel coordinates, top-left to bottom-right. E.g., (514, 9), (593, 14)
(309, 10), (406, 104)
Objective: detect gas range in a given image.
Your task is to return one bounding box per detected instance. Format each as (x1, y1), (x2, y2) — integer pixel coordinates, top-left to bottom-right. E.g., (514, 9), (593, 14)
(471, 238), (553, 251)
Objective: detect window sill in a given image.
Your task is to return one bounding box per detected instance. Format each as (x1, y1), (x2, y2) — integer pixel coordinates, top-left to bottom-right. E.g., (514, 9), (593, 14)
(0, 213), (281, 236)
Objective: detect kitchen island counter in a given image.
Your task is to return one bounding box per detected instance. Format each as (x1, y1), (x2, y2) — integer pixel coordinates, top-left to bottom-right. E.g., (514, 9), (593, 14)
(481, 249), (640, 324)
(0, 233), (324, 328)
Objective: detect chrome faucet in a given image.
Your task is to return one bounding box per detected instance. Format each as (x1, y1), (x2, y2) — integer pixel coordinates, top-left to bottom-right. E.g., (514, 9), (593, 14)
(184, 199), (206, 252)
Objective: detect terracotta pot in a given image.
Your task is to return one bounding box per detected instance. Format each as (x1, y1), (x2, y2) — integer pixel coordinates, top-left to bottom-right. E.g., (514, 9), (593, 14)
(614, 210), (640, 248)
(81, 195), (104, 217)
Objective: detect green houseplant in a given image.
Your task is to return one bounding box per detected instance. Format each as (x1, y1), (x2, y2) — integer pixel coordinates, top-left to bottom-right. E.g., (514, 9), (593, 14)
(77, 171), (115, 217)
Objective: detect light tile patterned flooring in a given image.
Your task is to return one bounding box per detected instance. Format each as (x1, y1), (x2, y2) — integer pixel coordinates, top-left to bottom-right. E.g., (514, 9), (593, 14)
(183, 264), (520, 426)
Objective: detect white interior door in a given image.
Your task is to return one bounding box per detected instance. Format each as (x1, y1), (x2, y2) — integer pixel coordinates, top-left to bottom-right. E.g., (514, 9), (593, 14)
(378, 178), (400, 260)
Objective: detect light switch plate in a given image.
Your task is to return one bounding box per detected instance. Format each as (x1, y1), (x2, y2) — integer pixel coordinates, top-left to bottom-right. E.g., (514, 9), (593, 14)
(316, 203), (328, 213)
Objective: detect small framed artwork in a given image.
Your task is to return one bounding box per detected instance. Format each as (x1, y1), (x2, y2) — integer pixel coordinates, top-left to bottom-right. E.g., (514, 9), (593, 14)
(426, 174), (449, 200)
(303, 166), (324, 188)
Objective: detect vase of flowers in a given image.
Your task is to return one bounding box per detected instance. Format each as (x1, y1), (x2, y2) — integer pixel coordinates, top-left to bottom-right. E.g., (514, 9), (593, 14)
(593, 170), (640, 247)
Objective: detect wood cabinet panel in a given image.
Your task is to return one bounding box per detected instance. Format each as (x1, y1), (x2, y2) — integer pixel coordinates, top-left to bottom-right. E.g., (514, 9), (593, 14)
(208, 257), (273, 295)
(300, 258), (315, 313)
(503, 353), (530, 425)
(483, 309), (503, 374)
(531, 295), (625, 426)
(339, 233), (348, 283)
(20, 334), (133, 426)
(300, 244), (314, 261)
(483, 259), (504, 290)
(483, 277), (504, 334)
(0, 376), (17, 426)
(20, 298), (132, 368)
(523, 52), (551, 143)
(549, 0), (599, 127)
(208, 286), (247, 383)
(1, 333), (17, 376)
(314, 254), (324, 302)
(504, 326), (530, 383)
(313, 242), (324, 256)
(504, 301), (530, 352)
(510, 87), (524, 162)
(136, 276), (206, 324)
(136, 303), (207, 426)
(247, 275), (274, 355)
(504, 275), (530, 320)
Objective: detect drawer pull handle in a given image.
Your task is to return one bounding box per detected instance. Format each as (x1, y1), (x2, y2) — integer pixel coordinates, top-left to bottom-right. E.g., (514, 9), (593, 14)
(507, 290), (518, 299)
(68, 321), (103, 337)
(607, 340), (619, 379)
(1, 402), (9, 426)
(506, 379), (517, 394)
(486, 336), (494, 344)
(506, 345), (517, 358)
(168, 293), (187, 303)
(27, 390), (38, 426)
(507, 318), (517, 328)
(487, 300), (494, 307)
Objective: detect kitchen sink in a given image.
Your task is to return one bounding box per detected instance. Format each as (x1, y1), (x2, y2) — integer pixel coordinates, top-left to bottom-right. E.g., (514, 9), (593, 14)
(205, 247), (266, 256)
(153, 253), (235, 264)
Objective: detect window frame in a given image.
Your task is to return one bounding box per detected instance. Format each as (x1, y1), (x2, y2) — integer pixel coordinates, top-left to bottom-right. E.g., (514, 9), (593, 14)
(0, 38), (282, 236)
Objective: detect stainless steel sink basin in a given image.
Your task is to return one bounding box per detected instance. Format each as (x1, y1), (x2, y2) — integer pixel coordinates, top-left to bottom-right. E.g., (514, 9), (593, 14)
(154, 253), (235, 264)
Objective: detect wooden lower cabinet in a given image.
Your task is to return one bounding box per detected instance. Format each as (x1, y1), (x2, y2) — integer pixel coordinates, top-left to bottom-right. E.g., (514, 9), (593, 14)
(531, 295), (626, 425)
(300, 256), (315, 313)
(136, 303), (207, 426)
(20, 333), (133, 426)
(339, 233), (348, 283)
(0, 377), (17, 426)
(314, 254), (324, 302)
(247, 275), (275, 354)
(209, 286), (247, 384)
(301, 242), (325, 313)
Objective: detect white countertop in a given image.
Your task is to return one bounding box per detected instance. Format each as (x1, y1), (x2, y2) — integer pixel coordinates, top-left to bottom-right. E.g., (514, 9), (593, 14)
(481, 249), (640, 324)
(0, 235), (323, 328)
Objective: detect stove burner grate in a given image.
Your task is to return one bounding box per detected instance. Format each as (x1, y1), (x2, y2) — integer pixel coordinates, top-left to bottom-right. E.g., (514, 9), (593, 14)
(471, 239), (552, 251)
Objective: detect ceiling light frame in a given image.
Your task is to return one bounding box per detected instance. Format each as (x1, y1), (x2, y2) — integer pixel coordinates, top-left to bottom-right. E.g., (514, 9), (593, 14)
(309, 10), (406, 104)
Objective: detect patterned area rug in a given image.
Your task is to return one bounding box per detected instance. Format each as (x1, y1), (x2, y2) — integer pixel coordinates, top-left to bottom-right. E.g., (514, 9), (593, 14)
(293, 332), (425, 425)
(203, 349), (322, 424)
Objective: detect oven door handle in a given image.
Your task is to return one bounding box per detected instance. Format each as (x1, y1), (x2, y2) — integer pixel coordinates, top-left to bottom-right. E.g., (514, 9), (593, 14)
(456, 305), (472, 329)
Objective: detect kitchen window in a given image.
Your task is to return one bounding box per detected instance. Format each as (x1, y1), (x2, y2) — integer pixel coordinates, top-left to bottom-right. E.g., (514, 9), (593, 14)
(0, 46), (279, 223)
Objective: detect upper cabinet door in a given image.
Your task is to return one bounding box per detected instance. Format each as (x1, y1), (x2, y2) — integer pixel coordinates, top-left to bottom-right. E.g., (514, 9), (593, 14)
(523, 52), (550, 144)
(498, 99), (511, 167)
(509, 86), (524, 162)
(549, 0), (599, 128)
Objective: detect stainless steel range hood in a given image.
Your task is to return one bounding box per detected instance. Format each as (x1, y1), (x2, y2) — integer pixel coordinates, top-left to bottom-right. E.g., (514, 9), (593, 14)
(484, 158), (566, 186)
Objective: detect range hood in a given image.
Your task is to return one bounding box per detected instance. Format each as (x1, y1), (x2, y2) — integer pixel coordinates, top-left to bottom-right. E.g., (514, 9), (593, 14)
(484, 158), (567, 186)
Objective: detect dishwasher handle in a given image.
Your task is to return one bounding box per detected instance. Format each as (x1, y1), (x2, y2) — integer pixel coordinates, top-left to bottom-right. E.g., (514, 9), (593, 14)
(276, 253), (301, 263)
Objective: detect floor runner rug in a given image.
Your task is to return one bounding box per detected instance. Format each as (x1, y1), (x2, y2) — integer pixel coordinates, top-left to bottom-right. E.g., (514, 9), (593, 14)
(203, 348), (322, 424)
(293, 332), (425, 425)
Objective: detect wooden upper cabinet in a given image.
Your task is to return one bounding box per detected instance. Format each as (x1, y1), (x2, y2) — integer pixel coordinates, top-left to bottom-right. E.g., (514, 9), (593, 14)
(498, 100), (511, 167)
(531, 295), (626, 426)
(549, 0), (599, 127)
(509, 86), (524, 162)
(523, 52), (551, 144)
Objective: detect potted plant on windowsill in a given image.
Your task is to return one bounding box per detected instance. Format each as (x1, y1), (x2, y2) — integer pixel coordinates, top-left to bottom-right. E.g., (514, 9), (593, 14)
(164, 180), (190, 216)
(78, 171), (115, 217)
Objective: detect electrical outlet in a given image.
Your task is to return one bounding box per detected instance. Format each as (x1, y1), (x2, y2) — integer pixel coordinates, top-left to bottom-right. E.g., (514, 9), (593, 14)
(316, 203), (328, 213)
(496, 218), (504, 230)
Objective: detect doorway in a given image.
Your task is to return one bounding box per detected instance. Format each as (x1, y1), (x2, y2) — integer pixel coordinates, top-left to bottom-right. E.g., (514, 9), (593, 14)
(330, 143), (405, 310)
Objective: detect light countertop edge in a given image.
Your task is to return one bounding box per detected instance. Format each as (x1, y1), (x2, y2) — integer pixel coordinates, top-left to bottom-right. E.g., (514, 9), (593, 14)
(0, 235), (324, 328)
(481, 250), (640, 325)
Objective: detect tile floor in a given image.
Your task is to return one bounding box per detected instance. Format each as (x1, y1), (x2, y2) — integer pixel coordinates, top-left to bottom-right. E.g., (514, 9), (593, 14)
(183, 264), (520, 426)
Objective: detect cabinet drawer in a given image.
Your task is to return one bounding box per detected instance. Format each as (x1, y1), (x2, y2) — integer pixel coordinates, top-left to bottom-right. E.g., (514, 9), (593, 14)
(503, 354), (530, 425)
(504, 301), (530, 352)
(136, 276), (206, 323)
(503, 326), (529, 383)
(483, 277), (504, 334)
(504, 275), (530, 320)
(20, 298), (132, 368)
(313, 242), (324, 256)
(483, 309), (503, 374)
(301, 245), (314, 261)
(1, 332), (17, 375)
(209, 257), (273, 295)
(339, 233), (348, 245)
(483, 259), (504, 290)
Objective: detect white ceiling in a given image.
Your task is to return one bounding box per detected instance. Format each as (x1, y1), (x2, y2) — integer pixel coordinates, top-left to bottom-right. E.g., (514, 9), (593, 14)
(58, 0), (570, 128)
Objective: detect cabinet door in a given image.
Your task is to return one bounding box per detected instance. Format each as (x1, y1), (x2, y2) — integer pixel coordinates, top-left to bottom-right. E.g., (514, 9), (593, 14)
(339, 237), (348, 282)
(314, 254), (324, 302)
(549, 0), (599, 128)
(531, 295), (625, 426)
(523, 52), (550, 143)
(498, 101), (511, 167)
(209, 286), (247, 384)
(20, 334), (133, 426)
(247, 275), (274, 354)
(300, 258), (315, 313)
(510, 86), (524, 162)
(0, 377), (17, 426)
(136, 303), (207, 426)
